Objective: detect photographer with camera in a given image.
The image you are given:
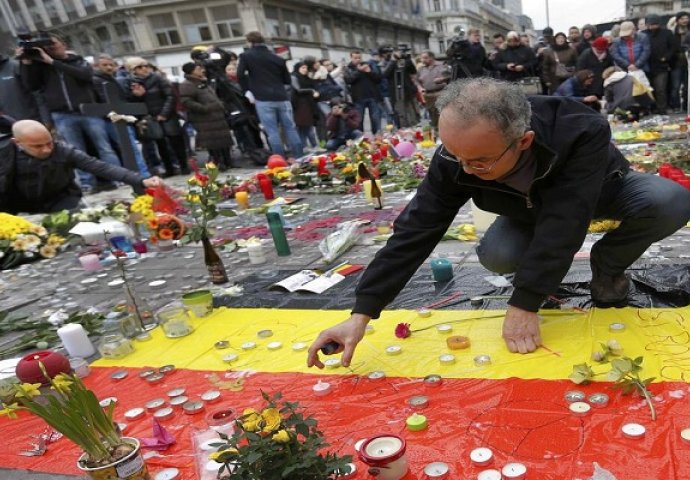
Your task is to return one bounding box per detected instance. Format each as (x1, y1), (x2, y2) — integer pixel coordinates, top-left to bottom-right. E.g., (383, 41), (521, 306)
(18, 33), (124, 193)
(325, 97), (362, 151)
(344, 50), (383, 134)
(446, 28), (487, 80)
(381, 44), (418, 128)
(1, 41), (40, 122)
(417, 51), (447, 128)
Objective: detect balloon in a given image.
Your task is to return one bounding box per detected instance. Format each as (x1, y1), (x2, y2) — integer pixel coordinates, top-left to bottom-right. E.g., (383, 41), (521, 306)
(395, 141), (416, 158)
(267, 155), (288, 169)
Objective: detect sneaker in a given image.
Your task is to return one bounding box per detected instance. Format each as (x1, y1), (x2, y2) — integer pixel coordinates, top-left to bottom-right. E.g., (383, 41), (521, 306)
(590, 261), (630, 305)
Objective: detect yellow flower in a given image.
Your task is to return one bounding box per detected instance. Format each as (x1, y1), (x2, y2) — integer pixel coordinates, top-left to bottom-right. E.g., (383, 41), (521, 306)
(51, 374), (73, 394)
(272, 429), (291, 443)
(187, 194), (201, 203)
(341, 165), (354, 174)
(209, 448), (238, 462)
(206, 162), (218, 170)
(261, 407), (281, 433)
(29, 225), (48, 236)
(187, 176), (198, 186)
(47, 234), (65, 247)
(241, 408), (262, 432)
(0, 403), (19, 419)
(39, 244), (57, 259)
(15, 383), (42, 400)
(10, 237), (30, 251)
(276, 171), (292, 180)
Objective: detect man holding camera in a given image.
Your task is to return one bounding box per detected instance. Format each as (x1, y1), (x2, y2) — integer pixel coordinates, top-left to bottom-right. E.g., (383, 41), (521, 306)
(381, 45), (418, 128)
(417, 51), (447, 128)
(18, 34), (123, 193)
(0, 50), (40, 122)
(446, 28), (487, 80)
(344, 50), (383, 134)
(325, 98), (362, 151)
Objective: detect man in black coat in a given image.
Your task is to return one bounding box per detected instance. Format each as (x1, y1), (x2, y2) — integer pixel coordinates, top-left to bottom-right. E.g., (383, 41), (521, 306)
(18, 34), (122, 192)
(0, 53), (40, 122)
(643, 14), (677, 113)
(0, 120), (161, 214)
(494, 31), (537, 81)
(307, 78), (690, 365)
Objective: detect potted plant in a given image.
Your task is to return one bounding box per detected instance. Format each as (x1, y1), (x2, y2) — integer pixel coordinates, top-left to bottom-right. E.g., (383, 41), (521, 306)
(0, 362), (149, 479)
(209, 391), (352, 479)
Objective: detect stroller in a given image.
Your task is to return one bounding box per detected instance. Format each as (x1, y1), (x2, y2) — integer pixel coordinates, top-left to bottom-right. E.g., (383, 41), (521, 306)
(214, 78), (270, 166)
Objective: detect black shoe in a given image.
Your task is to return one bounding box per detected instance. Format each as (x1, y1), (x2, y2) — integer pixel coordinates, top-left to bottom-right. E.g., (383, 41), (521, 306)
(590, 261), (630, 306)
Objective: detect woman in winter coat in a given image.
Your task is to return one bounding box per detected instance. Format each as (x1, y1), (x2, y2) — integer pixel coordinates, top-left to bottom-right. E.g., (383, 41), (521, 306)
(124, 57), (188, 176)
(179, 63), (234, 170)
(576, 36), (615, 98)
(542, 32), (579, 94)
(602, 66), (655, 120)
(553, 69), (601, 110)
(291, 62), (320, 149)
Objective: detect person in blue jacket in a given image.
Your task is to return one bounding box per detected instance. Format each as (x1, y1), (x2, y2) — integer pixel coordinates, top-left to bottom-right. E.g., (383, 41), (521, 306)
(554, 69), (601, 110)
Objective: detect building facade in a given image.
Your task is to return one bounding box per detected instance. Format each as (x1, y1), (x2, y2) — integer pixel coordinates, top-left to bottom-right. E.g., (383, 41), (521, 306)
(626, 0), (690, 17)
(424, 0), (527, 56)
(0, 0), (430, 76)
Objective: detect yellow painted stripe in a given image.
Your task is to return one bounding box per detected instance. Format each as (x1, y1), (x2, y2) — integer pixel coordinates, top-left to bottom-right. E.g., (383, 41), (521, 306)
(92, 307), (690, 382)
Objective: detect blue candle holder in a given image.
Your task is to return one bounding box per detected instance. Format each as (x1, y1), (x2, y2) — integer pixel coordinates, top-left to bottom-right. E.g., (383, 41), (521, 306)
(430, 258), (453, 282)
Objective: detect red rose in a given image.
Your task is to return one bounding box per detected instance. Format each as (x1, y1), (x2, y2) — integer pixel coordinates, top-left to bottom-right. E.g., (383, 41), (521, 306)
(395, 323), (412, 339)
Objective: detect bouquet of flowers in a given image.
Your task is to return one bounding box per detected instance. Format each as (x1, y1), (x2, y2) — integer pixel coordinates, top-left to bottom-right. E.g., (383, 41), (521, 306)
(209, 392), (351, 479)
(146, 214), (186, 245)
(0, 213), (65, 270)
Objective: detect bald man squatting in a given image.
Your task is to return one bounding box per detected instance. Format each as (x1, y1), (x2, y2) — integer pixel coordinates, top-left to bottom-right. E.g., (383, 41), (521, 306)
(0, 119), (162, 214)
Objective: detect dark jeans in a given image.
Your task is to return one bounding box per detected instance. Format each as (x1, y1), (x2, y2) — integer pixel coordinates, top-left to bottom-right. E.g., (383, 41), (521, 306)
(649, 71), (669, 112)
(476, 171), (690, 276)
(669, 65), (688, 110)
(325, 129), (363, 151)
(355, 98), (382, 134)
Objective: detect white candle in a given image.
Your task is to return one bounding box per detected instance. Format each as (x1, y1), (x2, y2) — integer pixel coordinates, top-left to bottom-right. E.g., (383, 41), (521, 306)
(313, 380), (332, 396)
(622, 423), (646, 438)
(470, 447), (494, 466)
(477, 469), (502, 480)
(436, 324), (452, 334)
(502, 462), (527, 479)
(680, 428), (690, 444)
(58, 323), (96, 357)
(569, 401), (591, 416)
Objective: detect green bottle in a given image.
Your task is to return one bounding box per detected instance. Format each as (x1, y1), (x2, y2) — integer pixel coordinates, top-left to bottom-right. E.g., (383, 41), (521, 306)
(266, 211), (291, 256)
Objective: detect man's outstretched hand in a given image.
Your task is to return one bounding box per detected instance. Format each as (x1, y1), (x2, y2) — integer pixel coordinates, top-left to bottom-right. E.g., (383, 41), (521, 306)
(502, 305), (542, 354)
(142, 176), (163, 188)
(307, 314), (370, 369)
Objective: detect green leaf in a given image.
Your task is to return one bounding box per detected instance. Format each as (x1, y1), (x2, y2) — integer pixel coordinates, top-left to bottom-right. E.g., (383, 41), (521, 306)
(633, 356), (644, 366)
(295, 422), (309, 438)
(219, 209), (237, 217)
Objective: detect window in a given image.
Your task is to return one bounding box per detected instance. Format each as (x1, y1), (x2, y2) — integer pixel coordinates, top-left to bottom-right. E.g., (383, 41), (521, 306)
(438, 39), (445, 52)
(179, 9), (211, 43)
(122, 41), (135, 52)
(211, 5), (243, 39)
(283, 10), (298, 39)
(662, 1), (673, 10)
(149, 13), (181, 46)
(104, 0), (119, 7)
(321, 17), (333, 44)
(436, 20), (443, 32)
(82, 0), (97, 15)
(43, 0), (61, 24)
(433, 0), (441, 12)
(95, 26), (110, 42)
(300, 15), (313, 41)
(264, 6), (281, 37)
(683, 0), (690, 7)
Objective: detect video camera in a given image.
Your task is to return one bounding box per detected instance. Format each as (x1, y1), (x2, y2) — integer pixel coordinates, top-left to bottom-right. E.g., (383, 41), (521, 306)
(190, 49), (222, 63)
(16, 31), (53, 60)
(447, 27), (471, 60)
(396, 43), (412, 59)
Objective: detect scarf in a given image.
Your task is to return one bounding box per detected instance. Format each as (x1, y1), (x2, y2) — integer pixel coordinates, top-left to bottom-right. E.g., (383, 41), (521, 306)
(593, 48), (608, 61)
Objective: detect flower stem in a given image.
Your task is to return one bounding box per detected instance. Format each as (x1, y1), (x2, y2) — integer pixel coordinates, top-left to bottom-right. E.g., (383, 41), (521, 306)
(638, 382), (657, 421)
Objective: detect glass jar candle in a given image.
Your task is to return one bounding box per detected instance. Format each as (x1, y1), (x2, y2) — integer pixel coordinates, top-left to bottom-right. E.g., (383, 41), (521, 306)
(158, 307), (194, 338)
(97, 334), (135, 359)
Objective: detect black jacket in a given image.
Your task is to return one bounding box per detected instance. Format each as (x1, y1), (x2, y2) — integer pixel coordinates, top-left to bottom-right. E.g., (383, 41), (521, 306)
(643, 27), (677, 74)
(382, 57), (418, 100)
(344, 62), (382, 102)
(21, 54), (95, 113)
(353, 96), (629, 317)
(121, 73), (174, 118)
(0, 141), (143, 214)
(576, 48), (615, 97)
(93, 71), (130, 104)
(237, 45), (291, 102)
(0, 56), (40, 121)
(493, 44), (537, 81)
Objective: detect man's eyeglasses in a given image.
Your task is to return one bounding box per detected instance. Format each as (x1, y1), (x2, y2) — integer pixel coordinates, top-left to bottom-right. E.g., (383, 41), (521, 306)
(436, 138), (518, 173)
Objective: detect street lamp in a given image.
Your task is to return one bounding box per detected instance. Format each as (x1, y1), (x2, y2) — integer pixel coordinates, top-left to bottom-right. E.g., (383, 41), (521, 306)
(545, 0), (550, 27)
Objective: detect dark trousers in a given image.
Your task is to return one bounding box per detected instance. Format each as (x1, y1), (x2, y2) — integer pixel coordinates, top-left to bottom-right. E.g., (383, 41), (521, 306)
(649, 71), (669, 112)
(476, 171), (690, 276)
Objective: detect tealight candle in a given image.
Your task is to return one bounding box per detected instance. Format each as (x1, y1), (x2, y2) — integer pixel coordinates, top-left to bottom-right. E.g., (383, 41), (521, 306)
(406, 413), (428, 431)
(222, 353), (238, 363)
(170, 396), (189, 408)
(439, 354), (456, 365)
(569, 401), (591, 416)
(214, 340), (230, 350)
(111, 370), (128, 381)
(324, 358), (341, 368)
(99, 397), (117, 408)
(622, 423), (646, 439)
(424, 374), (443, 387)
(474, 354), (492, 366)
(291, 342), (307, 351)
(167, 387), (186, 398)
(609, 322), (626, 332)
(588, 393), (609, 408)
(436, 324), (452, 334)
(201, 390), (221, 403)
(417, 308), (432, 318)
(368, 370), (386, 380)
(423, 461), (449, 478)
(241, 341), (257, 350)
(313, 380), (332, 396)
(139, 369), (156, 379)
(146, 373), (165, 384)
(267, 341), (283, 351)
(564, 390), (586, 403)
(145, 398), (166, 411)
(183, 400), (205, 415)
(257, 329), (273, 338)
(502, 462), (527, 479)
(446, 335), (470, 350)
(107, 279), (125, 288)
(408, 395), (429, 409)
(386, 345), (402, 355)
(149, 279), (167, 289)
(155, 468), (180, 480)
(477, 469), (502, 480)
(354, 438), (366, 452)
(681, 428), (690, 444)
(153, 407), (174, 420)
(159, 364), (176, 374)
(124, 407), (145, 420)
(338, 463), (357, 478)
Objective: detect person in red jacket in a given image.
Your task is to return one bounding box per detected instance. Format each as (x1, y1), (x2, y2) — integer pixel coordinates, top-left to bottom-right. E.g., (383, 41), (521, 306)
(324, 98), (362, 151)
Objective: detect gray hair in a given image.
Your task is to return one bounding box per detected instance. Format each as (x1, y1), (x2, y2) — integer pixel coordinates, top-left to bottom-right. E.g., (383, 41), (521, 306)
(436, 78), (531, 141)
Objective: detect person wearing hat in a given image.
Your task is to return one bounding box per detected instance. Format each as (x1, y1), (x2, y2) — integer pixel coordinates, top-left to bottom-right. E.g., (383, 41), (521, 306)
(576, 24), (599, 55)
(670, 11), (689, 111)
(542, 32), (578, 94)
(493, 31), (537, 82)
(179, 62), (234, 170)
(610, 21), (651, 74)
(535, 27), (555, 94)
(641, 13), (677, 114)
(576, 36), (615, 98)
